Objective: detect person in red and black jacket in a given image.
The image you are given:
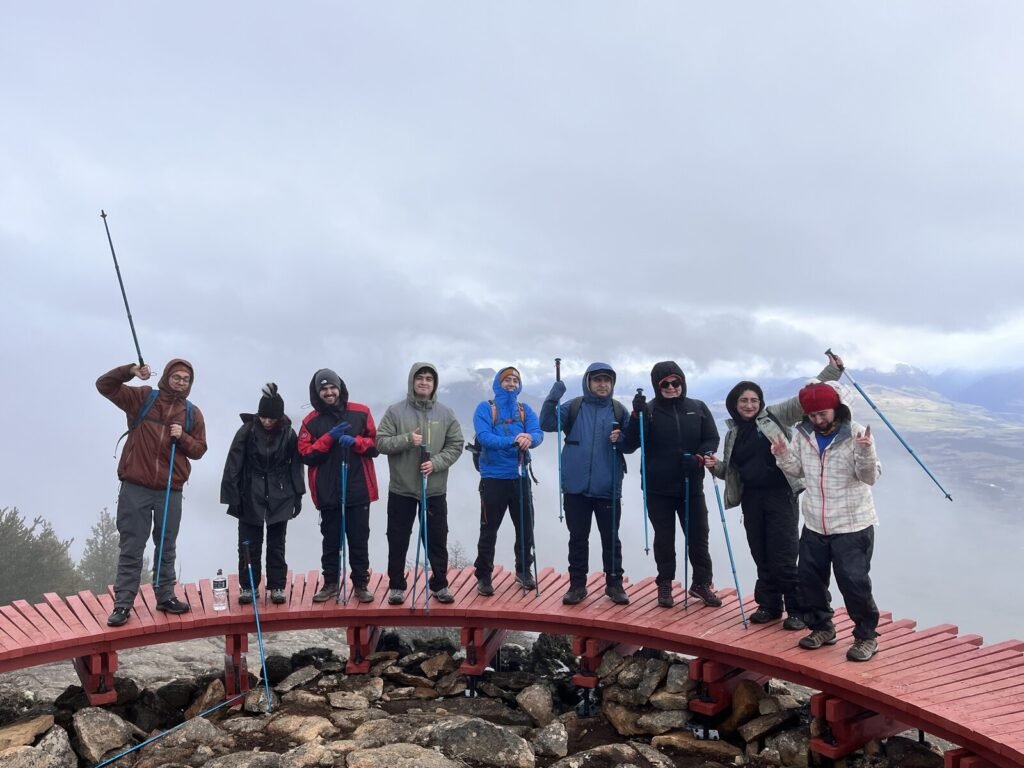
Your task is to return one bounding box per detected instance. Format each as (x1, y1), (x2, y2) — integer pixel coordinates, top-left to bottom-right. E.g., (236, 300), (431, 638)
(297, 368), (379, 603)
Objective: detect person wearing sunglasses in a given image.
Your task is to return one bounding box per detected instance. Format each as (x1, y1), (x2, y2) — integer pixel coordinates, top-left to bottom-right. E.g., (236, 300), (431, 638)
(623, 362), (719, 608)
(705, 352), (842, 630)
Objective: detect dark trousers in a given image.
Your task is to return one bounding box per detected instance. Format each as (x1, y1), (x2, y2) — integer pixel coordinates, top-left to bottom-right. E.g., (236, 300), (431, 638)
(648, 492), (713, 587)
(742, 487), (800, 616)
(237, 520), (288, 590)
(114, 481), (182, 607)
(474, 477), (535, 580)
(799, 526), (879, 640)
(319, 504), (370, 587)
(386, 493), (448, 592)
(564, 493), (623, 587)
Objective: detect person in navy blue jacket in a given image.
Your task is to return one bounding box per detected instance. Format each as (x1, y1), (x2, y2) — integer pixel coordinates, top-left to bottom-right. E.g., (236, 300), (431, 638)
(471, 367), (544, 596)
(540, 362), (631, 606)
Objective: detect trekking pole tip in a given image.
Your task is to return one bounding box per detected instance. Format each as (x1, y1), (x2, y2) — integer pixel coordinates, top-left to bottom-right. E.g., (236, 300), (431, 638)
(945, 493), (954, 501)
(100, 209), (107, 218)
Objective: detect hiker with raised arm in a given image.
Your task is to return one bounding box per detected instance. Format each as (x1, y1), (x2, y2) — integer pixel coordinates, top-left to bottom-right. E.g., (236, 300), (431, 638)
(297, 369), (379, 604)
(377, 363), (464, 606)
(97, 359), (207, 627)
(770, 380), (882, 662)
(220, 384), (305, 605)
(705, 351), (843, 629)
(469, 367), (544, 596)
(541, 363), (630, 606)
(622, 362), (719, 609)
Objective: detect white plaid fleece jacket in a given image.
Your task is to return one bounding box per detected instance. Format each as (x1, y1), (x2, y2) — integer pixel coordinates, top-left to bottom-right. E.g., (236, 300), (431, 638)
(774, 419), (881, 535)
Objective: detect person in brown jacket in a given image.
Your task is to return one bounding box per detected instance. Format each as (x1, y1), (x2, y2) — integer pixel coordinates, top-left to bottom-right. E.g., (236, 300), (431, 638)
(97, 359), (207, 626)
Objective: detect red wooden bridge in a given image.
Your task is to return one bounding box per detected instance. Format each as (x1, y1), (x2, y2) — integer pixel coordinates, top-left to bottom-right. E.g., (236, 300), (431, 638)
(1, 566), (1021, 768)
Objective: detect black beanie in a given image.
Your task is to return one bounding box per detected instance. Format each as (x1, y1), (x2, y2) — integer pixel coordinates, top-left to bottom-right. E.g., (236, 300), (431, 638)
(258, 382), (285, 418)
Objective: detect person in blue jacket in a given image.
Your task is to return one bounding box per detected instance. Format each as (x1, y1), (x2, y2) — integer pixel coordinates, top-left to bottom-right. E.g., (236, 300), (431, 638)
(471, 367), (544, 596)
(541, 362), (630, 606)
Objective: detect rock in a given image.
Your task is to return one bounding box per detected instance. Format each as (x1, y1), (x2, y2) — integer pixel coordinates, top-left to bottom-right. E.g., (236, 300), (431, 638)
(155, 677), (198, 709)
(339, 676), (384, 702)
(159, 716), (234, 749)
(205, 753), (282, 768)
(0, 746), (54, 768)
(600, 701), (644, 737)
(420, 653), (456, 680)
(516, 684), (554, 726)
(37, 726), (75, 768)
(648, 689), (691, 711)
(376, 631), (412, 657)
(478, 682), (515, 702)
(290, 647), (340, 670)
(266, 714), (336, 743)
(615, 658), (646, 688)
(221, 717), (268, 735)
(594, 651), (625, 681)
(663, 663), (694, 694)
(330, 708), (389, 731)
(282, 690), (326, 707)
(601, 685), (648, 707)
(632, 741), (679, 768)
(651, 730), (744, 761)
(530, 634), (578, 676)
(328, 691), (369, 710)
(72, 707), (134, 763)
(487, 671), (536, 692)
(882, 735), (943, 768)
(636, 710), (691, 735)
(185, 678), (226, 720)
(637, 658), (670, 700)
(417, 696), (534, 726)
(765, 727), (811, 767)
(434, 671), (466, 697)
(244, 686), (281, 713)
(347, 742), (461, 768)
(316, 673), (345, 688)
(531, 721), (568, 758)
(396, 652), (430, 669)
(384, 670), (434, 688)
(280, 741), (336, 768)
(717, 679), (765, 734)
(497, 643), (531, 672)
(414, 717), (534, 768)
(0, 714), (54, 750)
(386, 687), (416, 700)
(549, 742), (673, 768)
(264, 655), (294, 686)
(739, 710), (798, 743)
(275, 665), (321, 693)
(128, 688), (178, 732)
(352, 716), (434, 748)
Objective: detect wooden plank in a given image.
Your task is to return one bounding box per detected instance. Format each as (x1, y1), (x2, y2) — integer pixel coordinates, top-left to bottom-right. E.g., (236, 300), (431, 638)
(43, 594), (88, 638)
(9, 601), (61, 651)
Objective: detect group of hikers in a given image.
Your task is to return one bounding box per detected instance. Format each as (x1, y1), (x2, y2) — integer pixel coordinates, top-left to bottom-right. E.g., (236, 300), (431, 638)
(97, 350), (883, 663)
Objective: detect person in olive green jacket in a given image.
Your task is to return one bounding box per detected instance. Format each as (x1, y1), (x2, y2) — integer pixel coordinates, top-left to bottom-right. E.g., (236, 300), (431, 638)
(376, 362), (464, 605)
(706, 351), (842, 628)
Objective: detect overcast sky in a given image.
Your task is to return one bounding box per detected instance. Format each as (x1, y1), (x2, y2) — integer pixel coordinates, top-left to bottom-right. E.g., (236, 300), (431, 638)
(2, 4), (1021, 636)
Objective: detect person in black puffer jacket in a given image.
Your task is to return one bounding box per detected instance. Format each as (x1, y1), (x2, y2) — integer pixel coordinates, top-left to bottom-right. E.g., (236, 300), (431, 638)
(623, 361), (720, 608)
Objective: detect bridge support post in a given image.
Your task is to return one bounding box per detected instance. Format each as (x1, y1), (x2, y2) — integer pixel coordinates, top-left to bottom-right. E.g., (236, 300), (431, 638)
(943, 747), (998, 768)
(459, 627), (508, 696)
(345, 625), (382, 674)
(72, 651), (119, 705)
(687, 658), (769, 716)
(808, 692), (910, 761)
(224, 633), (249, 700)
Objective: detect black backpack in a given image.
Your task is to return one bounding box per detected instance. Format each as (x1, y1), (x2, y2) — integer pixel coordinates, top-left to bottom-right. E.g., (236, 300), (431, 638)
(563, 396), (629, 472)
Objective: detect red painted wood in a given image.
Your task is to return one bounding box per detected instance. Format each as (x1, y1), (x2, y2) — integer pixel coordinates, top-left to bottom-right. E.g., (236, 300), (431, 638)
(9, 601), (60, 650)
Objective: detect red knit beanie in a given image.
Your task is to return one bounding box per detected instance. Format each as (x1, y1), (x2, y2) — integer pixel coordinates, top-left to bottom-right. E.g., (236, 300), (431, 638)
(799, 383), (840, 414)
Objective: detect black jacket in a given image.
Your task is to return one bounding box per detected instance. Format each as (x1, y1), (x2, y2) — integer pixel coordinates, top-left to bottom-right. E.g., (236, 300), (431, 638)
(220, 414), (305, 525)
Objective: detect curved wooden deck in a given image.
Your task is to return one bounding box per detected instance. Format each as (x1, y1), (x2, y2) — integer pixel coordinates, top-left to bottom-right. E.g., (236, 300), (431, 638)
(1, 566), (1021, 768)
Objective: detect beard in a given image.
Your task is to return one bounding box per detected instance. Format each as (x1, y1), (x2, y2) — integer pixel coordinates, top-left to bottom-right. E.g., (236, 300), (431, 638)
(813, 421), (837, 436)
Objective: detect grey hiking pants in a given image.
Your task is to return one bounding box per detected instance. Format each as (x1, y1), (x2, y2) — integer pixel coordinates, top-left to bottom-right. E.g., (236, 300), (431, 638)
(114, 481), (183, 607)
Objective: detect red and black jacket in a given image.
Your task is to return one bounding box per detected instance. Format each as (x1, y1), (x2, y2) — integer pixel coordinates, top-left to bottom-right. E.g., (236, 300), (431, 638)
(298, 401), (379, 510)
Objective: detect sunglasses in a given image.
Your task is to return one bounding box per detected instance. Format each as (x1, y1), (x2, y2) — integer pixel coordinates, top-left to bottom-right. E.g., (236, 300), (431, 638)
(659, 379), (682, 390)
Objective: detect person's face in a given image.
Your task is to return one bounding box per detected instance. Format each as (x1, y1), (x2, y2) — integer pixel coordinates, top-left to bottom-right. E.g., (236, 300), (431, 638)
(319, 384), (340, 406)
(414, 371), (435, 399)
(589, 373), (613, 396)
(167, 371), (191, 393)
(259, 416), (280, 430)
(658, 376), (683, 400)
(736, 389), (761, 419)
(500, 373), (520, 392)
(808, 409), (837, 434)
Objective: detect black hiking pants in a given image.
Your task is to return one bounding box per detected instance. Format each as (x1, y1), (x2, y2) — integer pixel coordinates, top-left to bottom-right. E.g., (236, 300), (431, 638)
(564, 493), (623, 587)
(742, 487), (800, 616)
(237, 519), (288, 590)
(319, 504), (370, 588)
(647, 491), (713, 588)
(799, 526), (879, 640)
(474, 477), (535, 581)
(386, 492), (449, 592)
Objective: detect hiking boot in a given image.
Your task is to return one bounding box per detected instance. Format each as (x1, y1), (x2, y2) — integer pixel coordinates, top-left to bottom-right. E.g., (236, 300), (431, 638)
(562, 585), (588, 605)
(477, 576), (495, 596)
(688, 583), (723, 608)
(312, 583), (339, 603)
(515, 572), (537, 590)
(846, 638), (878, 662)
(657, 582), (674, 608)
(799, 627), (838, 649)
(270, 588), (287, 604)
(353, 585), (374, 603)
(750, 608), (782, 624)
(156, 597), (190, 614)
(238, 588), (255, 605)
(783, 615), (807, 631)
(431, 587), (455, 604)
(605, 580), (629, 605)
(107, 607), (131, 627)
(388, 589), (405, 605)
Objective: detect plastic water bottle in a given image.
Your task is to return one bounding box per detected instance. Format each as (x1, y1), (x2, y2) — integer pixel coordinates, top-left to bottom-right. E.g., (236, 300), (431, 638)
(212, 569), (228, 611)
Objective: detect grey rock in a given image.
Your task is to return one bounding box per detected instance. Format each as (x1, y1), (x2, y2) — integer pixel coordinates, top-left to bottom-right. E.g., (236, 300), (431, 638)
(384, 670), (434, 688)
(637, 658), (670, 700)
(396, 652), (430, 669)
(601, 685), (647, 707)
(414, 716), (535, 768)
(129, 688), (178, 732)
(600, 701), (644, 737)
(651, 730), (744, 761)
(156, 678), (198, 709)
(615, 658), (646, 688)
(882, 735), (944, 768)
(315, 674), (345, 689)
(244, 686), (281, 713)
(221, 717), (268, 735)
(279, 741), (336, 768)
(160, 716), (234, 749)
(205, 753), (282, 768)
(765, 727), (811, 767)
(548, 743), (666, 768)
(636, 710), (691, 735)
(265, 714), (335, 743)
(663, 663), (694, 694)
(347, 743), (461, 768)
(530, 721), (568, 758)
(648, 689), (691, 711)
(420, 653), (456, 680)
(72, 707), (134, 763)
(738, 710), (798, 743)
(338, 676), (384, 702)
(516, 684), (554, 726)
(352, 714), (443, 748)
(37, 726), (75, 768)
(594, 650), (625, 681)
(275, 665), (321, 693)
(328, 691), (369, 710)
(0, 746), (56, 768)
(281, 690), (326, 708)
(418, 696), (533, 726)
(434, 671), (466, 697)
(0, 715), (54, 751)
(329, 708), (388, 732)
(632, 741), (679, 768)
(185, 678), (226, 720)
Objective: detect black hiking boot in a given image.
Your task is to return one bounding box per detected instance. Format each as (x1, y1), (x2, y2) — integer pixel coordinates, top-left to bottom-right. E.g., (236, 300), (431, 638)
(605, 579), (629, 605)
(657, 581), (674, 608)
(562, 585), (588, 605)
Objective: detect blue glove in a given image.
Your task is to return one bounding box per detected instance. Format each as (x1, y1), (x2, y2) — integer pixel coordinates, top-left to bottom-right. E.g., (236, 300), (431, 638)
(337, 434), (356, 448)
(547, 380), (567, 401)
(328, 421), (350, 441)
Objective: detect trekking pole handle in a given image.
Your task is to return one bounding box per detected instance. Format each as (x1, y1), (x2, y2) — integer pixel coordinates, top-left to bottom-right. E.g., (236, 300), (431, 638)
(555, 358), (561, 382)
(824, 348), (846, 372)
(419, 446), (431, 464)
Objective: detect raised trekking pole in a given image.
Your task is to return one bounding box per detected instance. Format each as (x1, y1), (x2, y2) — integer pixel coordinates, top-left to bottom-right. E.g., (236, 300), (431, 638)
(637, 388), (651, 556)
(708, 456), (748, 628)
(610, 421), (620, 583)
(336, 446), (349, 605)
(518, 449), (528, 597)
(683, 457), (690, 609)
(153, 438), (177, 595)
(420, 446), (432, 612)
(826, 348), (953, 501)
(555, 357), (564, 523)
(100, 210), (145, 368)
(242, 540), (273, 711)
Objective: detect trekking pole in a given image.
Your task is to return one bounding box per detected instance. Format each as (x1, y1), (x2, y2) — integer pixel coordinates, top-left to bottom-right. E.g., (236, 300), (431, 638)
(555, 357), (564, 523)
(708, 456), (748, 627)
(100, 211), (145, 368)
(528, 465), (541, 598)
(683, 458), (690, 609)
(153, 438), (177, 594)
(610, 421), (620, 583)
(826, 348), (952, 501)
(518, 449), (528, 597)
(242, 540), (273, 711)
(637, 389), (651, 556)
(336, 447), (349, 605)
(420, 446), (432, 612)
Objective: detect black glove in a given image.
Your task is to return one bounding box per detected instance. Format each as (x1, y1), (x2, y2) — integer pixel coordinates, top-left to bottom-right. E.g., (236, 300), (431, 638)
(292, 499), (302, 519)
(632, 392), (646, 415)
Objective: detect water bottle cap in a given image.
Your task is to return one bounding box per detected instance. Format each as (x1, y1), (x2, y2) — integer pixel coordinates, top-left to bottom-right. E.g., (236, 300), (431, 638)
(216, 568), (223, 575)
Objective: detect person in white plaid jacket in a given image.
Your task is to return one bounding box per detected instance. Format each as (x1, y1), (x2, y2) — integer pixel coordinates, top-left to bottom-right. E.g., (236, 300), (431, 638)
(770, 380), (882, 662)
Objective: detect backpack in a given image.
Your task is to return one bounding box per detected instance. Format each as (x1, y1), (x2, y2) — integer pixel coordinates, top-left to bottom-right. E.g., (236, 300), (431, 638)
(465, 400), (538, 483)
(115, 389), (194, 456)
(563, 396), (629, 473)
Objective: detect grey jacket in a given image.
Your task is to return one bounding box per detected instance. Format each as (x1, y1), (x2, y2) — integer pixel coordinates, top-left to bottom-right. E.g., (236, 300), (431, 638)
(710, 362), (841, 508)
(376, 362), (464, 499)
